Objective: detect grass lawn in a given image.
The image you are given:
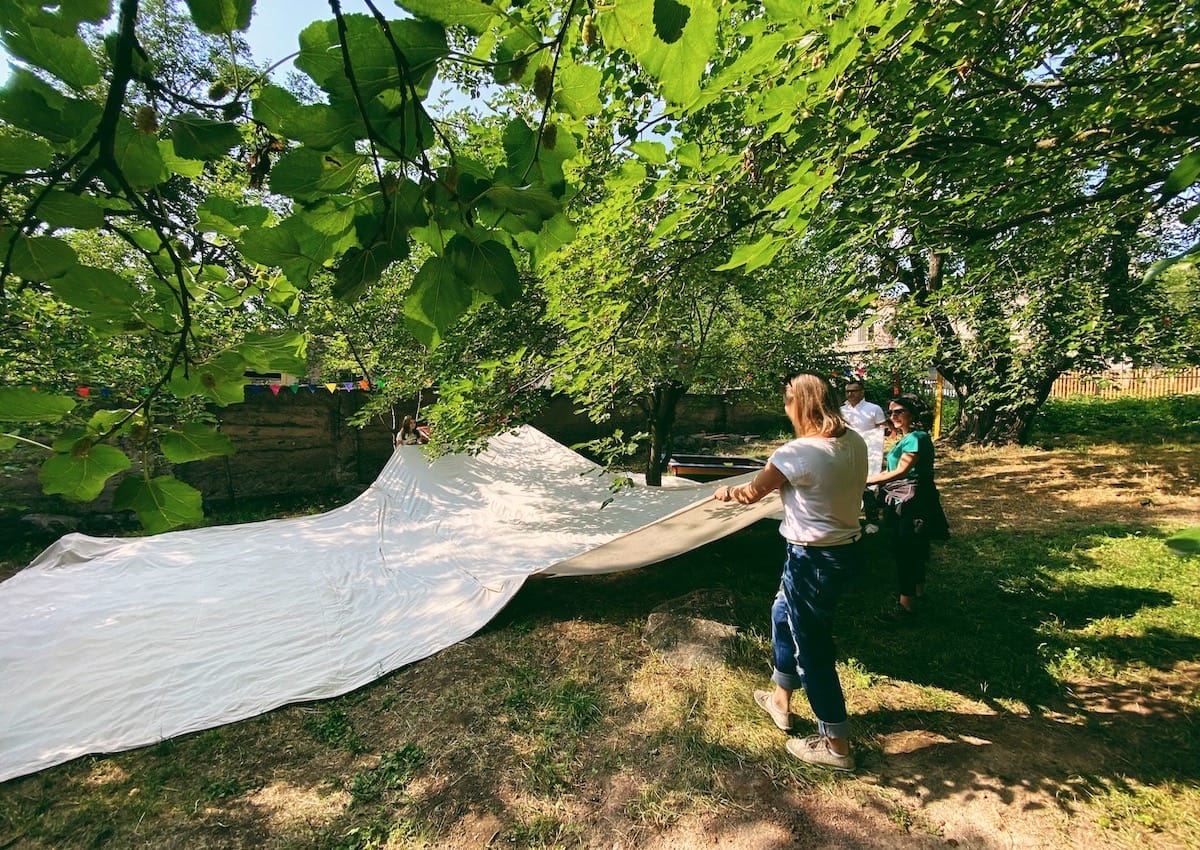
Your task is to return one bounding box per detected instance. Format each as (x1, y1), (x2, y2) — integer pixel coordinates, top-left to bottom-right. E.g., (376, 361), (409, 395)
(1, 397), (1198, 849)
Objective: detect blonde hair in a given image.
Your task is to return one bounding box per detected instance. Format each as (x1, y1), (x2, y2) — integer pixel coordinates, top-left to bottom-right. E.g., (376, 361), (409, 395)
(784, 373), (848, 438)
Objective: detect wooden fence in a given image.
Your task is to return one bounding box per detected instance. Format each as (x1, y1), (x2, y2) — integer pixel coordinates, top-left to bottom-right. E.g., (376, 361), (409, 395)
(1049, 367), (1200, 399)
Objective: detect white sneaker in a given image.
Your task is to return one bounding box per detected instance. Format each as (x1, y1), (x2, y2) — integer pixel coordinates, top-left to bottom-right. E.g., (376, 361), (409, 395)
(864, 523), (879, 534)
(786, 735), (855, 771)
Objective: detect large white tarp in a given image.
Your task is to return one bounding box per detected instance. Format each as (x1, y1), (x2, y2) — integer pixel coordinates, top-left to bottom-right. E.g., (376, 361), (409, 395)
(0, 427), (778, 782)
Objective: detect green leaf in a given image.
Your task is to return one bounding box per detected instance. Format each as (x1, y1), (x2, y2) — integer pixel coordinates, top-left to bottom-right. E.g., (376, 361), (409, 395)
(333, 239), (409, 302)
(482, 185), (561, 220)
(4, 16), (101, 91)
(50, 265), (140, 317)
(296, 16), (447, 102)
(762, 0), (816, 22)
(502, 117), (538, 175)
(529, 213), (577, 268)
(714, 233), (785, 272)
(197, 197), (270, 238)
(675, 141), (702, 169)
(169, 351), (249, 407)
(404, 255), (471, 345)
(1142, 239), (1200, 285)
(445, 235), (522, 307)
(269, 147), (369, 201)
(9, 234), (77, 281)
(158, 139), (206, 178)
(629, 141), (668, 164)
(169, 114), (243, 160)
(0, 68), (101, 144)
(239, 225), (314, 284)
(238, 330), (309, 374)
(1160, 149), (1200, 202)
(160, 423), (236, 464)
(40, 444), (131, 502)
(112, 119), (168, 188)
(113, 475), (204, 533)
(252, 85), (360, 150)
(0, 387), (76, 422)
(555, 62), (603, 119)
(88, 409), (136, 435)
(0, 133), (54, 171)
(184, 0), (253, 34)
(653, 0), (691, 44)
(394, 0), (498, 34)
(598, 0), (718, 105)
(39, 190), (106, 229)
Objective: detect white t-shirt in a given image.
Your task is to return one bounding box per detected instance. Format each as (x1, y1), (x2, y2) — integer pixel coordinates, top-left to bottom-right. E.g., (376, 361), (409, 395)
(840, 399), (885, 434)
(768, 430), (868, 546)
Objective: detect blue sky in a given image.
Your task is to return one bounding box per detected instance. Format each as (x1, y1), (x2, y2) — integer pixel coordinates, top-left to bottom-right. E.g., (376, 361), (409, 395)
(0, 0), (357, 85)
(245, 0), (342, 75)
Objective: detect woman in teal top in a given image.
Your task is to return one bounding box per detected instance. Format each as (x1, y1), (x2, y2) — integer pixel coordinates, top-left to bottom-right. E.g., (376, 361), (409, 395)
(867, 394), (947, 621)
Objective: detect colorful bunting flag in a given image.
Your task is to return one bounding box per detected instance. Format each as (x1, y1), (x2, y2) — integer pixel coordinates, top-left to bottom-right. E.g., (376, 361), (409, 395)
(25, 380), (378, 399)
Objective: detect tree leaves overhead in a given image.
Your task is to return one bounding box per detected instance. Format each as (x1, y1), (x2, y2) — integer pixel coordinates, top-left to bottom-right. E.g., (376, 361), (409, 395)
(2, 0), (1195, 530)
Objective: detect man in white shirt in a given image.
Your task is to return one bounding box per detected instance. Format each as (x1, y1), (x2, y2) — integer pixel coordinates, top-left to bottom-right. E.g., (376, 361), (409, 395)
(840, 381), (886, 533)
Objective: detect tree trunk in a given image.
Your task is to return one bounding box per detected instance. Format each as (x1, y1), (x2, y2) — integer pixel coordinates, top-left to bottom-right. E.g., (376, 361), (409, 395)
(642, 381), (687, 486)
(944, 366), (1063, 446)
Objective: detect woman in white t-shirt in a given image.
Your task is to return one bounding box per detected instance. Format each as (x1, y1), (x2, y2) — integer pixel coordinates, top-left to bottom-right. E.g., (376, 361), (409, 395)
(713, 373), (867, 771)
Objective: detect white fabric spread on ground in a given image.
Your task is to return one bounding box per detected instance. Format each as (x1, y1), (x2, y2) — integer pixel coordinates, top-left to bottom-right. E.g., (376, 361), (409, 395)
(0, 427), (778, 782)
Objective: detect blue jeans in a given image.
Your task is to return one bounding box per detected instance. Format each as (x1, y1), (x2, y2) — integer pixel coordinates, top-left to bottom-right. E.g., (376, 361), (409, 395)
(771, 540), (864, 739)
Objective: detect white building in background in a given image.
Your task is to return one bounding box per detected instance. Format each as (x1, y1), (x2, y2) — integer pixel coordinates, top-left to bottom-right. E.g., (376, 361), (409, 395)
(830, 305), (897, 358)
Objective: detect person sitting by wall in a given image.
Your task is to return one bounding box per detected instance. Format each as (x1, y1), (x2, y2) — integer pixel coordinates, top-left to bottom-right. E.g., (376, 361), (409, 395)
(394, 416), (427, 447)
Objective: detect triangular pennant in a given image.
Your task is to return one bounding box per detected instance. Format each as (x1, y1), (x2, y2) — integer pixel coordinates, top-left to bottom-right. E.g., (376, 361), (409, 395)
(307, 384), (317, 393)
(325, 383), (337, 393)
(342, 382), (354, 391)
(270, 385), (282, 395)
(249, 384), (263, 393)
(77, 387), (90, 397)
(100, 388), (111, 398)
(290, 384), (300, 393)
(357, 380), (370, 390)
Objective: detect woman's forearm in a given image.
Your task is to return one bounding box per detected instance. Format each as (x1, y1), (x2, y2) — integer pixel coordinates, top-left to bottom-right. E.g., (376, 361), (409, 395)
(714, 463), (786, 504)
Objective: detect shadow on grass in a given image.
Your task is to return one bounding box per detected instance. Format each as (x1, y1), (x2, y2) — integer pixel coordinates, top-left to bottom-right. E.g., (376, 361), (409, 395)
(498, 518), (1195, 707)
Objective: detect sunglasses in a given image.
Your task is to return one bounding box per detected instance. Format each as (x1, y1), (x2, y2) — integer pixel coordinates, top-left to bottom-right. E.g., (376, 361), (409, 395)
(887, 409), (907, 417)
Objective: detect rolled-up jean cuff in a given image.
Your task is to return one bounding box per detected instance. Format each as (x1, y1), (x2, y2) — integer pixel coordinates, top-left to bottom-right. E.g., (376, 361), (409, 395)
(771, 668), (804, 692)
(818, 718), (851, 739)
